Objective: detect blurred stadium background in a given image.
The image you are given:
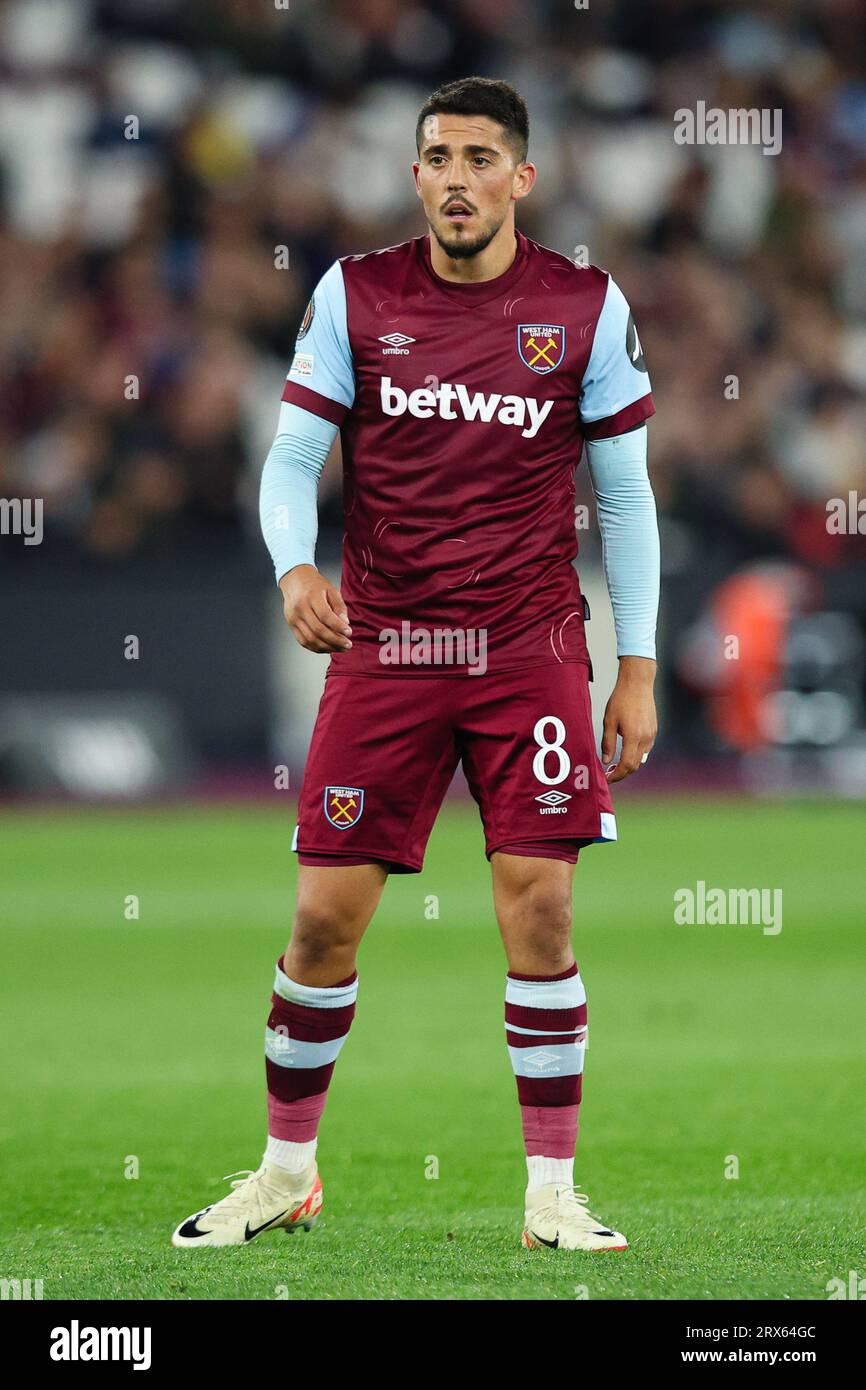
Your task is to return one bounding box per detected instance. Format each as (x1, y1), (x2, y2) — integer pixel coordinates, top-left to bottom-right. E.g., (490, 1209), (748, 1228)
(2, 0), (866, 799)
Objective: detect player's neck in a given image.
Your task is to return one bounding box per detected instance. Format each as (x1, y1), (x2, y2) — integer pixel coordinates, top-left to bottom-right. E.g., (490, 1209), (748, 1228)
(427, 222), (519, 284)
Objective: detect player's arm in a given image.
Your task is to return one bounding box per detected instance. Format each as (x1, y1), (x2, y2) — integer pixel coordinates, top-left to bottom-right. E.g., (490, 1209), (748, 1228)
(259, 404), (351, 652)
(579, 273), (659, 781)
(585, 425), (659, 782)
(259, 261), (355, 653)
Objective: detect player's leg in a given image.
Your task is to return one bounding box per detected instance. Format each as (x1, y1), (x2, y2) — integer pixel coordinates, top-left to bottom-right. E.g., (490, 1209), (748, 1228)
(492, 845), (586, 1195)
(491, 850), (583, 1197)
(284, 860), (386, 984)
(262, 861), (386, 1178)
(171, 861), (385, 1249)
(491, 851), (582, 1188)
(491, 848), (576, 975)
(459, 664), (626, 1251)
(492, 850), (626, 1252)
(172, 672), (457, 1248)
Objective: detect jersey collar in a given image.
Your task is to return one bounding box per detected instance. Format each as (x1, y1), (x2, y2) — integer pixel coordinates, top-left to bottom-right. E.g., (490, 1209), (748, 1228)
(417, 230), (530, 305)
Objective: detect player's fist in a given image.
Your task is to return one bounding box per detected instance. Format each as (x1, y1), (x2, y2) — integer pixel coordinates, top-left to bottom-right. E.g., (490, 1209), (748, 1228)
(602, 656), (657, 783)
(278, 564), (352, 653)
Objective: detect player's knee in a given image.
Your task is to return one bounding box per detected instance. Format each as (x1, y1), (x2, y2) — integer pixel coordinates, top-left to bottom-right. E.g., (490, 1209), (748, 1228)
(290, 902), (362, 967)
(502, 875), (573, 950)
(523, 895), (573, 957)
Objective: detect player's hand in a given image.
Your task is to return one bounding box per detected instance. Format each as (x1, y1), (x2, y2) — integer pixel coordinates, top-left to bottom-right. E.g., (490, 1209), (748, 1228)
(278, 564), (353, 653)
(602, 656), (657, 783)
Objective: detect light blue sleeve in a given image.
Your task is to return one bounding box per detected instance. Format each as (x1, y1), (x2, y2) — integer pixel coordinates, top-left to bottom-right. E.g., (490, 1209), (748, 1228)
(580, 275), (652, 427)
(285, 260), (355, 410)
(585, 425), (660, 660)
(259, 401), (339, 584)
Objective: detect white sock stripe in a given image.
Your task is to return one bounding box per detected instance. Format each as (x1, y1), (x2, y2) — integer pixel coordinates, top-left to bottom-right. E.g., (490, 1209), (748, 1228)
(508, 1041), (586, 1078)
(273, 965), (359, 1009)
(505, 973), (586, 1011)
(505, 1022), (585, 1036)
(265, 1027), (349, 1070)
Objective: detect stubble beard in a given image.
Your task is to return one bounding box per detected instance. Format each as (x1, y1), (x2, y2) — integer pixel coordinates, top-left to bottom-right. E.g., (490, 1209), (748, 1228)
(430, 212), (504, 262)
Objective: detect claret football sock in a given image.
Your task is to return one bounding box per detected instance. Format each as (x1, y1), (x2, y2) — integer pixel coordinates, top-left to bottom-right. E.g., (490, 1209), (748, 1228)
(504, 964), (587, 1194)
(264, 961), (358, 1174)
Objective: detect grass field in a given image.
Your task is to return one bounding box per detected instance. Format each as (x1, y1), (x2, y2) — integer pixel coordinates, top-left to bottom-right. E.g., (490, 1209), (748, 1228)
(1, 797), (864, 1301)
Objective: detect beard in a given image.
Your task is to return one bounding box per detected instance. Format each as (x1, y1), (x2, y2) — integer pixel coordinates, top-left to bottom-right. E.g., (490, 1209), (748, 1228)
(430, 214), (503, 261)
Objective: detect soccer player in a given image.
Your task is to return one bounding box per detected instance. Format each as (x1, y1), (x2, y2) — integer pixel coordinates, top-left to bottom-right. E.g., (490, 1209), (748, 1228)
(173, 77), (659, 1253)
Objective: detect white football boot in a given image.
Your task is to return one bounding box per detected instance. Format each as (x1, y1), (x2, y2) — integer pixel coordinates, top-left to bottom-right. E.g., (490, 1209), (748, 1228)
(522, 1184), (628, 1252)
(171, 1163), (322, 1248)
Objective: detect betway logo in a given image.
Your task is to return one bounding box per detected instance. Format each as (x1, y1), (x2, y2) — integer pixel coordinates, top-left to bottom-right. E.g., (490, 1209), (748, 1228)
(380, 377), (554, 439)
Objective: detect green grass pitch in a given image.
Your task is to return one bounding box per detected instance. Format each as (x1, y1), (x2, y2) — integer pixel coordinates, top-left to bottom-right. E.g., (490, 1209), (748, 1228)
(1, 797), (864, 1301)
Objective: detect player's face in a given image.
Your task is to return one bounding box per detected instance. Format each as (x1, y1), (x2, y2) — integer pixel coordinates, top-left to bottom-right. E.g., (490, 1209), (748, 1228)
(413, 114), (535, 260)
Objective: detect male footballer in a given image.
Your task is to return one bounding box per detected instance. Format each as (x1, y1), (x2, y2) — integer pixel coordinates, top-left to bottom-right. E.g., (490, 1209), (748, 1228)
(173, 77), (659, 1252)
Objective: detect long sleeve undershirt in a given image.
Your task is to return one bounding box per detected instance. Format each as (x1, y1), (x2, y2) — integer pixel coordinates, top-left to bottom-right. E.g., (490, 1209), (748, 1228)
(259, 401), (337, 581)
(585, 424), (659, 660)
(260, 404), (659, 660)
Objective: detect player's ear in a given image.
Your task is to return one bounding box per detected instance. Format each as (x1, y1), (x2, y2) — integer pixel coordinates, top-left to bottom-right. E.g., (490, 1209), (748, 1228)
(411, 161), (422, 197)
(512, 161), (537, 202)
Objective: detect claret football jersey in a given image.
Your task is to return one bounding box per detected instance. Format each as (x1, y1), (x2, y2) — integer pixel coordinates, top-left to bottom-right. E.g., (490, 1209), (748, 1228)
(282, 231), (654, 674)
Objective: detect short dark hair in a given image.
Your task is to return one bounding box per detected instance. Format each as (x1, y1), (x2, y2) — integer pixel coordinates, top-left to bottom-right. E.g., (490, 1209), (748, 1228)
(416, 77), (529, 164)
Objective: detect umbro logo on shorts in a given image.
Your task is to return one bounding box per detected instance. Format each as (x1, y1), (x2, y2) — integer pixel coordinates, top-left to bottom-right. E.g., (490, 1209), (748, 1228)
(324, 786), (365, 829)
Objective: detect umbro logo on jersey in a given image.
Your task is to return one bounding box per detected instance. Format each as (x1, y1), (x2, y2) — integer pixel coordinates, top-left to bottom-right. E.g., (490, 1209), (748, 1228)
(380, 377), (554, 439)
(536, 789), (571, 814)
(379, 332), (415, 355)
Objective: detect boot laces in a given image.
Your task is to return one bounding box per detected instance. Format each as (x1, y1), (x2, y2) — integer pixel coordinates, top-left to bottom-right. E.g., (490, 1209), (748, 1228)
(534, 1186), (603, 1230)
(205, 1168), (285, 1224)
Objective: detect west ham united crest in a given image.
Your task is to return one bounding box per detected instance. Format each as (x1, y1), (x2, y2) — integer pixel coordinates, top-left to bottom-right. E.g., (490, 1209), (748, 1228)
(324, 785), (365, 829)
(518, 323), (565, 374)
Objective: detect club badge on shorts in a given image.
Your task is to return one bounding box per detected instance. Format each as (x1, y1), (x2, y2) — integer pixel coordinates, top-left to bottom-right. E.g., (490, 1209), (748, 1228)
(518, 323), (565, 374)
(324, 785), (365, 829)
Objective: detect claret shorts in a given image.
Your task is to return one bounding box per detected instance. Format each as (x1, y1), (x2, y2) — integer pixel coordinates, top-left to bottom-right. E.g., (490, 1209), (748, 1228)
(294, 662), (616, 874)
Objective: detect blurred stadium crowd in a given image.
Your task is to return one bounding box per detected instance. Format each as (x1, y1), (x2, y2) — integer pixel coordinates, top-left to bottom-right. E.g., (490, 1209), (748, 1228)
(1, 0), (866, 759)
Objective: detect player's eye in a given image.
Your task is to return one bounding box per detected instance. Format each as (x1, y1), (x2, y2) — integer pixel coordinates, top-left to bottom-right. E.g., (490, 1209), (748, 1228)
(472, 157), (491, 167)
